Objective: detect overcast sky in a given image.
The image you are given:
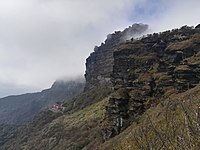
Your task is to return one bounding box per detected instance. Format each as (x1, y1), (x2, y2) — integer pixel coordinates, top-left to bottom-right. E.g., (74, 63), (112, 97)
(0, 0), (200, 97)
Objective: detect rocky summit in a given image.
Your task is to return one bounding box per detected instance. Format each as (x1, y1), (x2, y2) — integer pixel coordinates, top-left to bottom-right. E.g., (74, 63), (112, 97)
(102, 25), (200, 140)
(1, 24), (200, 150)
(85, 23), (148, 90)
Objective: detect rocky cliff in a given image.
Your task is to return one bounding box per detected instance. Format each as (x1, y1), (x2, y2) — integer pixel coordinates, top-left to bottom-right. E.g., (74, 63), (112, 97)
(2, 24), (200, 150)
(102, 25), (200, 139)
(85, 23), (148, 90)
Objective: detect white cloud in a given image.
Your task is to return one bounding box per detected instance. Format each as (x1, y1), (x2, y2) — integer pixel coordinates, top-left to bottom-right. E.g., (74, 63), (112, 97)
(0, 0), (143, 97)
(1, 0), (200, 97)
(146, 0), (200, 32)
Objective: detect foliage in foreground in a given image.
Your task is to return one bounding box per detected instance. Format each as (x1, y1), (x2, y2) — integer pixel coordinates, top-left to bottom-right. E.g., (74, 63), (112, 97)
(102, 85), (200, 150)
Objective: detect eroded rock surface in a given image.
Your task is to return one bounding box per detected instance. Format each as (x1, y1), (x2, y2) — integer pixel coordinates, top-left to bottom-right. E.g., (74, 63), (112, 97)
(102, 25), (200, 139)
(85, 24), (148, 90)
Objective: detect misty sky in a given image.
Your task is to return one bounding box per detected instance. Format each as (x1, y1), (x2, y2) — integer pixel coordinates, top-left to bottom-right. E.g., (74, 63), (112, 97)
(0, 0), (200, 97)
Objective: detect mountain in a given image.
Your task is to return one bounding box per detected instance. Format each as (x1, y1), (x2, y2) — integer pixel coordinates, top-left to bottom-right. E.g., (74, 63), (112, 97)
(2, 24), (200, 150)
(0, 79), (85, 124)
(101, 25), (200, 139)
(85, 23), (148, 89)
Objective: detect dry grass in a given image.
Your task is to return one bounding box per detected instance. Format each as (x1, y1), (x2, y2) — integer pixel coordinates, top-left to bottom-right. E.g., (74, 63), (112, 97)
(167, 33), (200, 51)
(114, 42), (144, 52)
(62, 97), (109, 126)
(42, 97), (110, 150)
(174, 65), (190, 71)
(187, 51), (200, 65)
(167, 40), (193, 51)
(101, 85), (200, 150)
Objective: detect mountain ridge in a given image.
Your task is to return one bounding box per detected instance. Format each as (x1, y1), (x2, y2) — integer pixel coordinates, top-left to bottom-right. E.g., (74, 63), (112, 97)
(1, 24), (200, 149)
(0, 79), (85, 124)
(85, 23), (148, 90)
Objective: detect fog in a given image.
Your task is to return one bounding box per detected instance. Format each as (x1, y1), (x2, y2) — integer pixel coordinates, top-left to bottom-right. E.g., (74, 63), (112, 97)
(0, 0), (200, 97)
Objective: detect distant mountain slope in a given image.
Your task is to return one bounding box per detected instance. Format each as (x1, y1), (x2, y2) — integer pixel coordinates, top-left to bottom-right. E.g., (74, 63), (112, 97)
(101, 84), (200, 150)
(0, 79), (85, 124)
(0, 84), (112, 150)
(2, 24), (200, 150)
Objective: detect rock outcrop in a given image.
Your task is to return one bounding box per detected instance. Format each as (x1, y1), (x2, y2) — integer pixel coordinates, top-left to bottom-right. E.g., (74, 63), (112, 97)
(85, 24), (148, 90)
(3, 24), (200, 150)
(102, 25), (200, 139)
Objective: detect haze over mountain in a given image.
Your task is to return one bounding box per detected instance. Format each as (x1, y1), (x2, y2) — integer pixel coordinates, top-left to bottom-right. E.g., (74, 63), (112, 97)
(1, 0), (200, 97)
(1, 24), (200, 149)
(1, 0), (200, 149)
(0, 79), (84, 124)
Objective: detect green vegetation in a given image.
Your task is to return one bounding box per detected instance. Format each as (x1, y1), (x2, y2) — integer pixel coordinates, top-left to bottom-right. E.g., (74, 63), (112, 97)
(0, 85), (111, 150)
(0, 80), (84, 124)
(63, 98), (108, 126)
(22, 97), (109, 150)
(101, 85), (200, 150)
(3, 25), (200, 150)
(64, 85), (112, 113)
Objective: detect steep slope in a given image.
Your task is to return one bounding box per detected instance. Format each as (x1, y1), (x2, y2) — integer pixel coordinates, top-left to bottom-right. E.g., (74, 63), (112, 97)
(0, 93), (110, 150)
(101, 84), (200, 150)
(85, 23), (148, 89)
(102, 25), (200, 139)
(0, 80), (84, 124)
(0, 81), (112, 150)
(2, 24), (200, 150)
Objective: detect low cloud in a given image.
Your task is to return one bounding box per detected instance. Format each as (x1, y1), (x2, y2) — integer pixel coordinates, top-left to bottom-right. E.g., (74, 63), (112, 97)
(0, 0), (143, 97)
(133, 0), (200, 32)
(1, 0), (200, 97)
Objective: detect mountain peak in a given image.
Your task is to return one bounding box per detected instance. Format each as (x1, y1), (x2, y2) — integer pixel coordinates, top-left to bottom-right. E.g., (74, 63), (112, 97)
(85, 23), (148, 90)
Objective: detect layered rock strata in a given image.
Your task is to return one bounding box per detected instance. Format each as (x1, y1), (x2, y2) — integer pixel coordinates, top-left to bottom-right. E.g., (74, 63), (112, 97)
(102, 25), (200, 139)
(85, 24), (148, 90)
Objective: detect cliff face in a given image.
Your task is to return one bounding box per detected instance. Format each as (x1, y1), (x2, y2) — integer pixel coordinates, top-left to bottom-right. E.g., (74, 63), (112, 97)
(102, 25), (200, 139)
(85, 24), (148, 90)
(2, 24), (200, 150)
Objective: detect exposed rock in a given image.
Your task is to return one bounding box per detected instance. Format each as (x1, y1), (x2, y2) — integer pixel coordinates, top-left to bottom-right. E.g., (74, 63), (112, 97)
(195, 24), (200, 29)
(102, 25), (200, 139)
(3, 24), (200, 149)
(102, 89), (129, 140)
(85, 23), (148, 90)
